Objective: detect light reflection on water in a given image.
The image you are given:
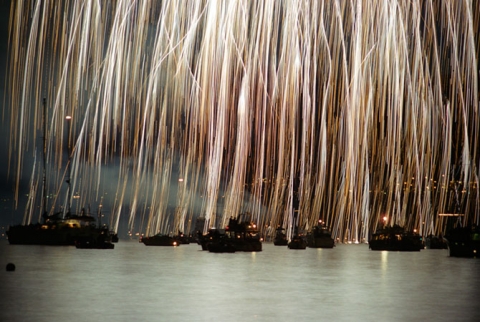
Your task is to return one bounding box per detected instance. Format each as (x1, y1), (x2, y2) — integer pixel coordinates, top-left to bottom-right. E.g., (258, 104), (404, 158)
(1, 240), (478, 322)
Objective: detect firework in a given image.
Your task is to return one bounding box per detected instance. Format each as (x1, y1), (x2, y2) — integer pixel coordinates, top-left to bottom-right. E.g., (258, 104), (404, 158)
(4, 0), (479, 241)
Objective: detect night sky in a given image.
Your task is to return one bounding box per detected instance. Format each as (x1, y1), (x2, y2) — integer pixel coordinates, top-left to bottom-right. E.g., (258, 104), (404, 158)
(1, 0), (22, 230)
(0, 1), (478, 241)
(0, 1), (11, 174)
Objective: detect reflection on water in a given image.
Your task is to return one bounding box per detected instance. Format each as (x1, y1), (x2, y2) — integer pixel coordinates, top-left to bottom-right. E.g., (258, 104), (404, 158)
(1, 241), (479, 322)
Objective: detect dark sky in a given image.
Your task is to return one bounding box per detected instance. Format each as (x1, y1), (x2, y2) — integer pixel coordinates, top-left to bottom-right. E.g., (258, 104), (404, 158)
(1, 0), (20, 229)
(1, 0), (11, 183)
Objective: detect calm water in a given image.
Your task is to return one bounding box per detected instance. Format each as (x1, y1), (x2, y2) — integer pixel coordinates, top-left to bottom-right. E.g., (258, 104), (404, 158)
(1, 240), (478, 322)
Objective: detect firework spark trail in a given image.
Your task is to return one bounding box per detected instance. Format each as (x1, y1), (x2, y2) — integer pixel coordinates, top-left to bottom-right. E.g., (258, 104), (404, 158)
(4, 0), (479, 241)
(310, 0), (331, 236)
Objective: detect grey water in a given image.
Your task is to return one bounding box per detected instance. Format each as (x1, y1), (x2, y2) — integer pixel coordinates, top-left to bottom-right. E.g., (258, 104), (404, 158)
(1, 240), (478, 322)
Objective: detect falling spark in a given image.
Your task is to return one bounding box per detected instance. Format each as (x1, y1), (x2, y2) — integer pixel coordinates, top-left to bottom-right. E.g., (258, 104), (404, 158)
(3, 0), (479, 241)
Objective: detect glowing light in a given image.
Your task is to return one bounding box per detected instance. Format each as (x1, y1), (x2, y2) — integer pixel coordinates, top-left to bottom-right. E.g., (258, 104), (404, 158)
(3, 1), (479, 242)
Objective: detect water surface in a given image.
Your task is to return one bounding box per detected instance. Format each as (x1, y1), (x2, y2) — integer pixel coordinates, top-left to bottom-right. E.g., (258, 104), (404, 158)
(1, 240), (478, 321)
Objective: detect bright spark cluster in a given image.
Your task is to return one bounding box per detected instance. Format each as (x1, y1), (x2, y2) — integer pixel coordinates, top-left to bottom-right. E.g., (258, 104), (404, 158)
(4, 0), (480, 242)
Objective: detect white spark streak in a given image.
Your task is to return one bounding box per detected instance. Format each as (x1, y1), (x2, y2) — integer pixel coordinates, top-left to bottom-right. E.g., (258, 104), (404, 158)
(4, 0), (479, 241)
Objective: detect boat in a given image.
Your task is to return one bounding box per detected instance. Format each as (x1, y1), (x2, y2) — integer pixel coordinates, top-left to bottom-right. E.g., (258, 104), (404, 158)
(6, 212), (110, 246)
(75, 226), (115, 249)
(224, 213), (262, 252)
(6, 99), (115, 247)
(288, 235), (307, 249)
(110, 231), (119, 243)
(140, 233), (179, 246)
(444, 225), (480, 258)
(307, 222), (335, 248)
(424, 234), (447, 249)
(174, 231), (191, 245)
(437, 213), (479, 258)
(75, 238), (115, 249)
(368, 225), (423, 251)
(206, 236), (236, 253)
(204, 213), (262, 252)
(197, 228), (226, 250)
(273, 227), (288, 246)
